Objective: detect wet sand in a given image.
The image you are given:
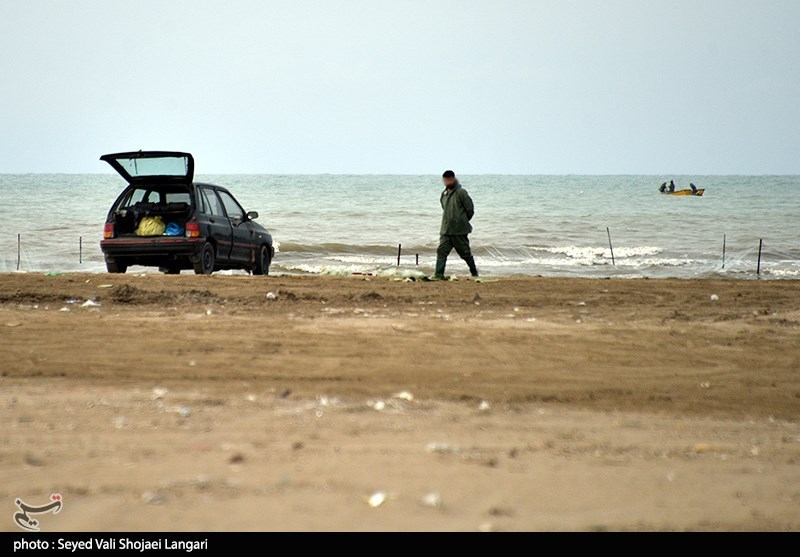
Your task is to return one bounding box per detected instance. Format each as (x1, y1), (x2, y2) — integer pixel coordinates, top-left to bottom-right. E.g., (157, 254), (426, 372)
(1, 273), (799, 531)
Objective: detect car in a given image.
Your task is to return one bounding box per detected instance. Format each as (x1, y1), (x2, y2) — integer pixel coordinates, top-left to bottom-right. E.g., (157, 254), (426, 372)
(99, 150), (274, 275)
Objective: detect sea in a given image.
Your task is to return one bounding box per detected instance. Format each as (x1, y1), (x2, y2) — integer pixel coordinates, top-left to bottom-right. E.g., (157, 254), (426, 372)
(1, 174), (798, 279)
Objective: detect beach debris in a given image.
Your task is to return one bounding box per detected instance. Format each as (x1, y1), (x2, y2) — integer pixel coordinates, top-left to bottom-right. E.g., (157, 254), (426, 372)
(151, 387), (168, 400)
(392, 391), (414, 402)
(177, 406), (191, 418)
(317, 395), (340, 407)
(370, 400), (386, 411)
(710, 294), (719, 302)
(228, 453), (245, 464)
(279, 389), (292, 399)
(488, 506), (514, 517)
(24, 453), (46, 467)
(141, 491), (167, 505)
(473, 294), (482, 305)
(205, 309), (213, 316)
(97, 284), (114, 289)
(65, 298), (80, 304)
(368, 491), (386, 508)
(426, 442), (460, 454)
(577, 301), (587, 306)
(4, 321), (22, 327)
(81, 299), (100, 307)
(513, 307), (520, 312)
(266, 291), (278, 300)
(478, 400), (491, 412)
(59, 307), (70, 312)
(692, 443), (726, 454)
(112, 416), (127, 429)
(699, 382), (711, 389)
(576, 319), (582, 324)
(421, 492), (443, 508)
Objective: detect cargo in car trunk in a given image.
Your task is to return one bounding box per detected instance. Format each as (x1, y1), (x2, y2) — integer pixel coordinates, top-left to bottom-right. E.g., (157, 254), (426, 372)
(112, 186), (193, 237)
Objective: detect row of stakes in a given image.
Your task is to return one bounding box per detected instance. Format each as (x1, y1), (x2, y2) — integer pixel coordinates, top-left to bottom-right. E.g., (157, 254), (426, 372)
(12, 232), (766, 275)
(398, 230), (766, 275)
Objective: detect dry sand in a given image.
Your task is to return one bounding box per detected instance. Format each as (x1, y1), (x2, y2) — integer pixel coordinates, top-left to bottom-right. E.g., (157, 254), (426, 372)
(1, 273), (798, 531)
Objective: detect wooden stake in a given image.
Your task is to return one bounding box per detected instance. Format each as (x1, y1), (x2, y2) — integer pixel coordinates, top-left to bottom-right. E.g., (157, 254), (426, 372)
(606, 227), (615, 266)
(17, 233), (20, 271)
(79, 236), (83, 264)
(757, 239), (763, 276)
(415, 253), (419, 266)
(722, 234), (726, 269)
(397, 244), (402, 266)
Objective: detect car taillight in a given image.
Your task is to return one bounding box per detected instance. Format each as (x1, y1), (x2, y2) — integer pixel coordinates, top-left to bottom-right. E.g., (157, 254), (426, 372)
(103, 223), (114, 239)
(186, 221), (200, 238)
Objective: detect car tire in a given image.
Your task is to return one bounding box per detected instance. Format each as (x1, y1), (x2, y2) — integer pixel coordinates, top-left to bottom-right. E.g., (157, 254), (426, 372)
(193, 243), (216, 275)
(106, 258), (128, 274)
(253, 244), (271, 276)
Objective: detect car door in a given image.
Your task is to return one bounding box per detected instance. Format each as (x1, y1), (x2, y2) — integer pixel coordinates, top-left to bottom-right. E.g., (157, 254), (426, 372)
(216, 189), (254, 264)
(197, 187), (233, 261)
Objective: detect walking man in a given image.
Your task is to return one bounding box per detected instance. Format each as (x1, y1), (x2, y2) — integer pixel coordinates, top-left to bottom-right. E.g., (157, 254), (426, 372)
(434, 170), (478, 279)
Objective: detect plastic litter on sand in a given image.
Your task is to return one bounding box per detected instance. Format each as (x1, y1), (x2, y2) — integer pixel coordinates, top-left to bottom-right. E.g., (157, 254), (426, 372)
(478, 400), (491, 411)
(81, 300), (100, 307)
(426, 442), (460, 454)
(151, 387), (168, 400)
(368, 491), (386, 508)
(421, 492), (443, 508)
(141, 491), (167, 505)
(710, 294), (719, 301)
(392, 391), (414, 401)
(266, 292), (278, 300)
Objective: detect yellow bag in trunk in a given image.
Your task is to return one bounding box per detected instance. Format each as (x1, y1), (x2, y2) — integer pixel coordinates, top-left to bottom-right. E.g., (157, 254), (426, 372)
(135, 216), (166, 236)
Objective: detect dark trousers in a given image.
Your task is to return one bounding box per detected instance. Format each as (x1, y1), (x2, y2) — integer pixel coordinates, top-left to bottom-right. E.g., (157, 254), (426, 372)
(436, 234), (478, 277)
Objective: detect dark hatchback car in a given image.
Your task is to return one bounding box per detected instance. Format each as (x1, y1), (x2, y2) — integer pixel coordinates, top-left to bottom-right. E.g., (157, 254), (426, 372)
(100, 151), (274, 275)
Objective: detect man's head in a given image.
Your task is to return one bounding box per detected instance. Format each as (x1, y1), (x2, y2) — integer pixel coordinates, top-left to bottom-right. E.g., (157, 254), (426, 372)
(442, 170), (457, 189)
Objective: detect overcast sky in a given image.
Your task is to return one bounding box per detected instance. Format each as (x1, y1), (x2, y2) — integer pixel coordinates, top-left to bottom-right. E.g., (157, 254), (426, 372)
(0, 1), (798, 174)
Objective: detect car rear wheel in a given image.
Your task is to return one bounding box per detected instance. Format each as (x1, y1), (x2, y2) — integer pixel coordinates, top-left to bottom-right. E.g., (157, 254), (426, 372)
(193, 243), (216, 275)
(106, 257), (128, 274)
(253, 244), (271, 276)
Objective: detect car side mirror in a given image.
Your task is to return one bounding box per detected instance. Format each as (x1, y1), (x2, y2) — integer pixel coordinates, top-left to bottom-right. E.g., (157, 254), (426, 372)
(246, 211), (258, 220)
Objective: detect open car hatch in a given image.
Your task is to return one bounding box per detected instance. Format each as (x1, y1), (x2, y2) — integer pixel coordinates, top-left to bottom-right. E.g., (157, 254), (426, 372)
(100, 151), (194, 185)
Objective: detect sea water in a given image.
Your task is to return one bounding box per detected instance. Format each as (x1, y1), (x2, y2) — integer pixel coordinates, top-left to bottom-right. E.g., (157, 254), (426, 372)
(0, 174), (798, 279)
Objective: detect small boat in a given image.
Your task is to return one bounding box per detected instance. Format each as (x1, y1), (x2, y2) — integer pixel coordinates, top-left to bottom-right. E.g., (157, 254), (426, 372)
(667, 188), (704, 196)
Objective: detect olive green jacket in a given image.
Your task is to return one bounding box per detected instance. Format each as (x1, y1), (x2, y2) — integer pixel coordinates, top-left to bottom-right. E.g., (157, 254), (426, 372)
(440, 182), (475, 235)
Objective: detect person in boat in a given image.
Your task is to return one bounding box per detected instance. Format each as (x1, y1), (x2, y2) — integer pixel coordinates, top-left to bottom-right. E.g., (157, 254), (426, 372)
(690, 183), (698, 194)
(668, 180), (676, 193)
(659, 182), (667, 193)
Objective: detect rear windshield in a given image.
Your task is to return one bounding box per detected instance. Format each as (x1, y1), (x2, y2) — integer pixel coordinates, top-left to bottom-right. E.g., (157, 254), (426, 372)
(116, 186), (193, 209)
(117, 155), (190, 178)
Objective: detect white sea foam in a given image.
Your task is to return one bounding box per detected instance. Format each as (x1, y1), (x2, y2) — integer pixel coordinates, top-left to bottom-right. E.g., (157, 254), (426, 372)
(528, 245), (663, 260)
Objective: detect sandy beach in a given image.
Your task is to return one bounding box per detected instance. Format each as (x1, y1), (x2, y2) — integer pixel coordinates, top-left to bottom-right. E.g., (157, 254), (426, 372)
(1, 273), (799, 531)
